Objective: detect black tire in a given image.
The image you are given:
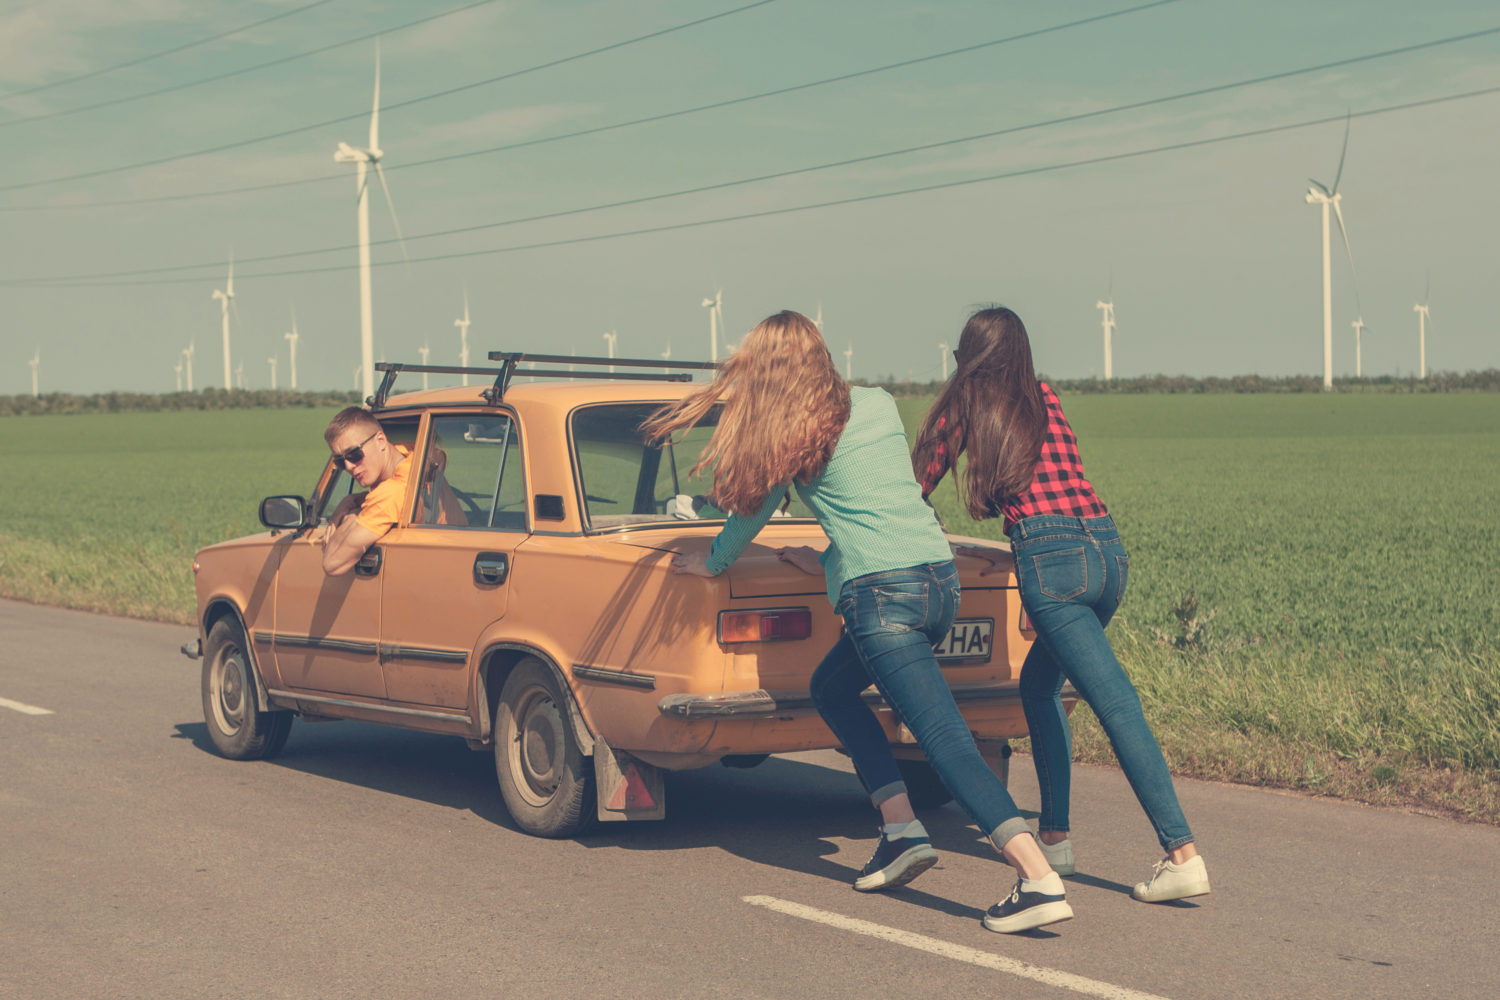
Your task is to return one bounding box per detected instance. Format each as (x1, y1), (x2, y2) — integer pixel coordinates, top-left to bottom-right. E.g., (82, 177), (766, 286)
(896, 758), (956, 809)
(201, 618), (292, 760)
(494, 658), (593, 838)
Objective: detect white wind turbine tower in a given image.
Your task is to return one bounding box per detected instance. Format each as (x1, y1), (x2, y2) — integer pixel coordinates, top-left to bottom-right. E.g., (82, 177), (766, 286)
(183, 340), (195, 392)
(661, 340), (671, 374)
(602, 330), (618, 373)
(418, 342), (430, 390)
(1351, 317), (1367, 377)
(334, 40), (408, 402)
(938, 341), (949, 380)
(267, 355), (278, 390)
(701, 290), (723, 362)
(29, 347), (40, 397)
(173, 359), (183, 392)
(454, 291), (472, 386)
(814, 302), (823, 331)
(843, 341), (853, 381)
(1305, 118), (1361, 392)
(284, 309), (300, 391)
(1095, 294), (1117, 382)
(235, 361), (246, 390)
(210, 254), (235, 389)
(1414, 275), (1431, 378)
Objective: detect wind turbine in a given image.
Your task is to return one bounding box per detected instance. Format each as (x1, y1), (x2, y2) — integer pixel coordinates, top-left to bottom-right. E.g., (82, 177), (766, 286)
(1095, 293), (1116, 382)
(454, 291), (471, 386)
(210, 253), (235, 390)
(235, 361), (246, 390)
(29, 348), (40, 397)
(843, 341), (853, 381)
(267, 355), (278, 391)
(1305, 117), (1361, 391)
(814, 302), (824, 331)
(418, 341), (430, 390)
(1351, 317), (1366, 378)
(283, 309), (300, 391)
(1414, 275), (1431, 379)
(602, 330), (618, 373)
(182, 340), (195, 392)
(173, 359), (183, 392)
(701, 290), (722, 363)
(661, 340), (671, 375)
(938, 341), (949, 381)
(334, 40), (408, 402)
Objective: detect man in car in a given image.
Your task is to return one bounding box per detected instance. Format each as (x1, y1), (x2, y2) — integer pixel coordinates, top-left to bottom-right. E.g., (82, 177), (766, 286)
(320, 407), (412, 575)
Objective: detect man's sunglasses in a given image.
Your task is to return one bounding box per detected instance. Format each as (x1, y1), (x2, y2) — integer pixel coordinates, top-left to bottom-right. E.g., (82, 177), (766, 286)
(332, 430), (380, 470)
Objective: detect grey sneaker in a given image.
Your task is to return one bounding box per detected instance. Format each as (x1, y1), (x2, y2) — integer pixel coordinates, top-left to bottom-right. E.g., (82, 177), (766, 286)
(1132, 855), (1211, 903)
(1037, 836), (1075, 876)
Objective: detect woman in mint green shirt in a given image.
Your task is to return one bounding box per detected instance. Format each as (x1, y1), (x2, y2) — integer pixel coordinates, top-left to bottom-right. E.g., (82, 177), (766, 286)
(644, 310), (1070, 934)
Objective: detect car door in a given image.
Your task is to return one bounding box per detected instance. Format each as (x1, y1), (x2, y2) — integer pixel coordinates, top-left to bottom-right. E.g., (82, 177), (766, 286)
(376, 411), (528, 710)
(269, 417), (419, 701)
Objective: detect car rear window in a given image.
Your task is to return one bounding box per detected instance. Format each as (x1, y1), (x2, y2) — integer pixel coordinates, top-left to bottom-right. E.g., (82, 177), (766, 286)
(571, 403), (814, 531)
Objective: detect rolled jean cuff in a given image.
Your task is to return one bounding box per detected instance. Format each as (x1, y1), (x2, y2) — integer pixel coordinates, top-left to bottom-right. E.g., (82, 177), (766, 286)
(1163, 834), (1195, 852)
(988, 817), (1034, 854)
(870, 780), (907, 807)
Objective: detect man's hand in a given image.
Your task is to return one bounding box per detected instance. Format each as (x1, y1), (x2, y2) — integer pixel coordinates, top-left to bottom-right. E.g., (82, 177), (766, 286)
(329, 492), (366, 527)
(774, 545), (824, 577)
(669, 550), (717, 578)
(952, 543), (1014, 577)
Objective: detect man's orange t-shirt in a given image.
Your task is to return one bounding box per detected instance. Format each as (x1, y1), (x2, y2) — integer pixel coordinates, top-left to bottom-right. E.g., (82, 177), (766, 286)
(353, 445), (411, 538)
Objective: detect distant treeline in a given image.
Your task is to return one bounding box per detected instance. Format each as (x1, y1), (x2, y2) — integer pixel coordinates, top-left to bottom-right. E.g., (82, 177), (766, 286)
(868, 369), (1500, 397)
(3, 370), (1498, 415)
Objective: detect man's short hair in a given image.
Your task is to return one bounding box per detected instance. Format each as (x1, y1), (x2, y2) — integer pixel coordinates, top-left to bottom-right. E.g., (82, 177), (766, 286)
(324, 407), (382, 446)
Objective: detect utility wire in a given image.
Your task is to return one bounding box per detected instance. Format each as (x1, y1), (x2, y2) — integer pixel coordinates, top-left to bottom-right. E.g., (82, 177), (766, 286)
(14, 24), (1497, 283)
(0, 0), (1181, 208)
(0, 0), (497, 128)
(11, 84), (1497, 289)
(0, 0), (337, 101)
(0, 0), (781, 193)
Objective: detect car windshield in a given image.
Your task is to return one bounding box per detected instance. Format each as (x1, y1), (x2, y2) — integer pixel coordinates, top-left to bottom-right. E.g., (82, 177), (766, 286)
(572, 403), (815, 531)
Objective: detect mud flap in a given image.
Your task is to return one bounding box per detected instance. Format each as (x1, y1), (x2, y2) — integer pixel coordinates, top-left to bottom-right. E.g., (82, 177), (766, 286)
(594, 735), (667, 823)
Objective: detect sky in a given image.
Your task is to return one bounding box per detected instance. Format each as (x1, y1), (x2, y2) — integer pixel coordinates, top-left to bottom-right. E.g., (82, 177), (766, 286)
(1, 0), (1497, 395)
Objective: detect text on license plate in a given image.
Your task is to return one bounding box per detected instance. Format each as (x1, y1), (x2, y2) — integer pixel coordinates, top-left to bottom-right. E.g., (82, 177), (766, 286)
(932, 618), (993, 661)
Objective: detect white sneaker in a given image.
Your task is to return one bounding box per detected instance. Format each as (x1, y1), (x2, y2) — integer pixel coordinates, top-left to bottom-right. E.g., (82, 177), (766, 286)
(1037, 836), (1074, 876)
(1132, 855), (1210, 903)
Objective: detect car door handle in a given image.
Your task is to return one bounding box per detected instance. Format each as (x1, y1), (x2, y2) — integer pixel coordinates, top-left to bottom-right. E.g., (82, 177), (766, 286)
(355, 546), (383, 577)
(474, 552), (509, 586)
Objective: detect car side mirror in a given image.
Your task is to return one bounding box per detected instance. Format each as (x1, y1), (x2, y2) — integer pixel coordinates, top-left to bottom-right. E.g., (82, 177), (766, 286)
(259, 495), (309, 530)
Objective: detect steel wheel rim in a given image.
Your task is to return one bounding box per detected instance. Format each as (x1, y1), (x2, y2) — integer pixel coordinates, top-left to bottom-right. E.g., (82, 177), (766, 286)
(507, 685), (565, 807)
(210, 644), (248, 737)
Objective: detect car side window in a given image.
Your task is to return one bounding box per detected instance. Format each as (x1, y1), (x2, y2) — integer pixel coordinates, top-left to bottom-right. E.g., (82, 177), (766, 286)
(415, 415), (527, 531)
(313, 418), (419, 522)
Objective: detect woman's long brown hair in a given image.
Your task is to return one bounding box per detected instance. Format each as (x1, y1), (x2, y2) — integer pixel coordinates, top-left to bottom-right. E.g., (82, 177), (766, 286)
(640, 310), (850, 517)
(911, 307), (1046, 520)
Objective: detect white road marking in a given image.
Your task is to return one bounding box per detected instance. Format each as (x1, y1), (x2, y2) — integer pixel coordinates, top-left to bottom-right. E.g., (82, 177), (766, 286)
(0, 696), (54, 715)
(743, 895), (1172, 1000)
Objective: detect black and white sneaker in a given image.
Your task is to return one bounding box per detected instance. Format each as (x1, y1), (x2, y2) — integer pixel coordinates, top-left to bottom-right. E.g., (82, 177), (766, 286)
(983, 873), (1074, 933)
(852, 822), (939, 892)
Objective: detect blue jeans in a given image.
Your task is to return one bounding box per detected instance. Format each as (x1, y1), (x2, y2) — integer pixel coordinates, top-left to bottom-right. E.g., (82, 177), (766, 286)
(1011, 514), (1194, 851)
(810, 561), (1031, 852)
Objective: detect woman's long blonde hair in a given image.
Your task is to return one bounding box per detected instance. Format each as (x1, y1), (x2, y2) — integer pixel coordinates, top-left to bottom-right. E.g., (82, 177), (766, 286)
(641, 310), (850, 516)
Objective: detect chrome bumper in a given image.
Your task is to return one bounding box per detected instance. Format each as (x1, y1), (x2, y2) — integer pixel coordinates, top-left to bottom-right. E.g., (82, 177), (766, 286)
(658, 681), (1076, 720)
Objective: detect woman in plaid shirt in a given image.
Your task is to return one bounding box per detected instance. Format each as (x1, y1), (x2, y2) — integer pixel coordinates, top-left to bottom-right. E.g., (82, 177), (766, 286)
(913, 307), (1210, 905)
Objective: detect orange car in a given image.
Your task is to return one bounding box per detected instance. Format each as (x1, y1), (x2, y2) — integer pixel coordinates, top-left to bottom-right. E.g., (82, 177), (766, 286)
(185, 354), (1063, 837)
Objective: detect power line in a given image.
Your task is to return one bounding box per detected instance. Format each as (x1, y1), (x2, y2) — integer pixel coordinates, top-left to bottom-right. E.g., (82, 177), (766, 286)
(0, 0), (782, 194)
(0, 0), (1182, 209)
(14, 84), (1497, 290)
(0, 0), (499, 129)
(0, 0), (337, 101)
(14, 24), (1496, 283)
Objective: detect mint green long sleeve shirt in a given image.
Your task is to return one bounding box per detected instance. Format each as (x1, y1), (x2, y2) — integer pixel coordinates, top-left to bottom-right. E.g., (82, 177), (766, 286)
(705, 386), (952, 606)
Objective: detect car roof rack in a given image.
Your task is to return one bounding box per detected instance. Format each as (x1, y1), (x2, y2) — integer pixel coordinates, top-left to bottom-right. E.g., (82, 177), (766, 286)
(370, 353), (720, 409)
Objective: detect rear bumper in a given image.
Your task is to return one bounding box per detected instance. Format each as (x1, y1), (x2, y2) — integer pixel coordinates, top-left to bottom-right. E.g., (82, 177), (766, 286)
(658, 681), (1076, 720)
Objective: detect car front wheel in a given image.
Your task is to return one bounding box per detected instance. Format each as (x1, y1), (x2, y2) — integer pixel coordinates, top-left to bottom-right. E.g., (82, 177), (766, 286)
(494, 658), (593, 838)
(201, 618), (292, 760)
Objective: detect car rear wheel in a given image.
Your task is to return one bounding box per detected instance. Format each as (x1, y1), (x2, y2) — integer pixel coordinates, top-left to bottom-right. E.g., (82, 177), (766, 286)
(494, 658), (593, 838)
(201, 618), (292, 760)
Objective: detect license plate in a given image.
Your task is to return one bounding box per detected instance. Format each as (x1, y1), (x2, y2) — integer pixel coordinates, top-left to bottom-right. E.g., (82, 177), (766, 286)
(933, 618), (993, 662)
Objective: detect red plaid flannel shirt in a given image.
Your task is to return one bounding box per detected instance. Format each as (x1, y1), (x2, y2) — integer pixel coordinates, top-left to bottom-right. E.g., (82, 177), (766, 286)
(919, 381), (1107, 530)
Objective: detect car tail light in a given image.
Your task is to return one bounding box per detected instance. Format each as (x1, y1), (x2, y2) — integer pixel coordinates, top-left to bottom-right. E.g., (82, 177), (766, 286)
(192, 560), (200, 576)
(718, 608), (813, 644)
(1018, 606), (1034, 633)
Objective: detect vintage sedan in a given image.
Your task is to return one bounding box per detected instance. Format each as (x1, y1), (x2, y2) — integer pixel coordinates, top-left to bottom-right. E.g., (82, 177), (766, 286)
(185, 354), (1060, 837)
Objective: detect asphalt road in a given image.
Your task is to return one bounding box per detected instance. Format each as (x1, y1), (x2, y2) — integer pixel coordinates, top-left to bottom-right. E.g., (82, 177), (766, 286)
(2, 598), (1496, 1000)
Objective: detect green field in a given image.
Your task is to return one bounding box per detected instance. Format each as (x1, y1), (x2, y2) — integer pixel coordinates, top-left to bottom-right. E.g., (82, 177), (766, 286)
(2, 395), (1497, 820)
